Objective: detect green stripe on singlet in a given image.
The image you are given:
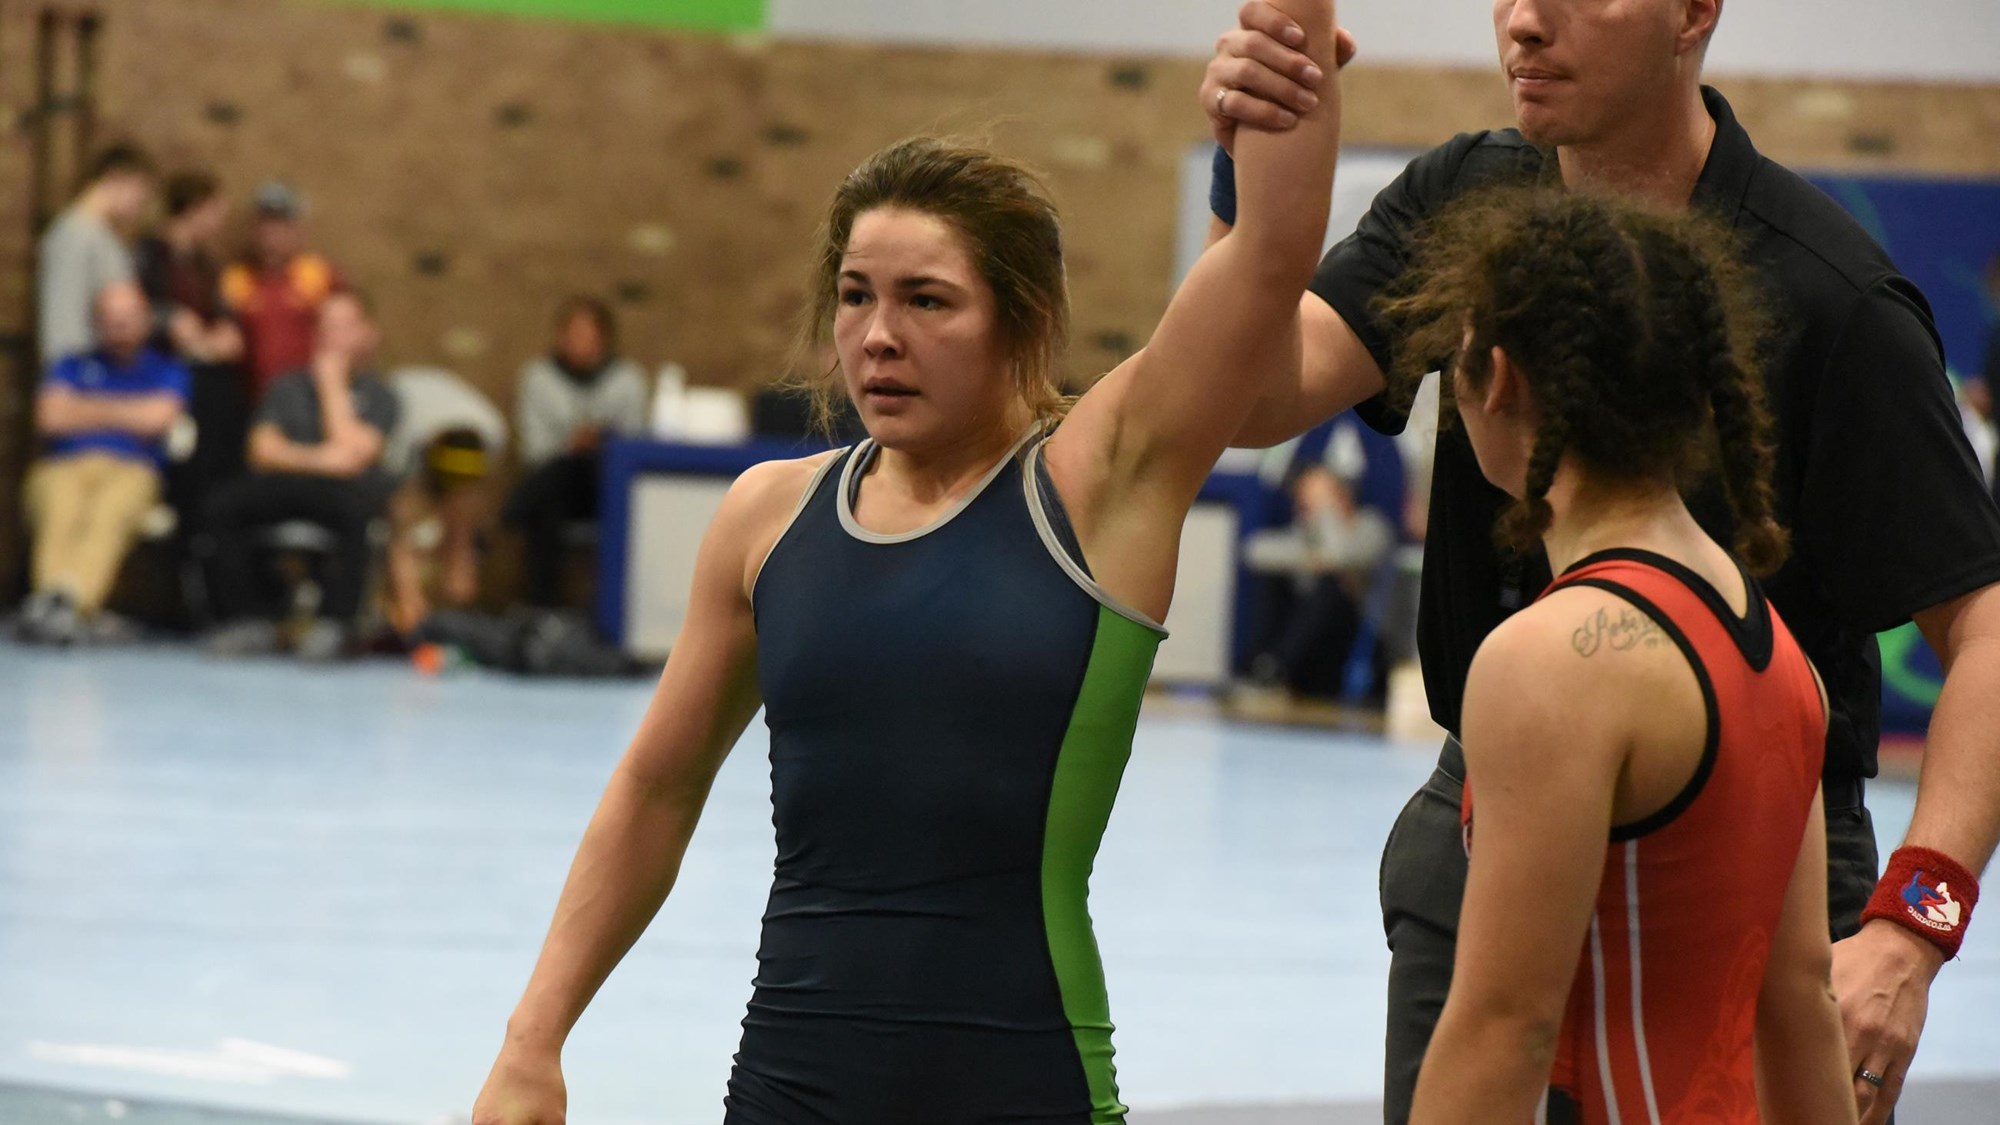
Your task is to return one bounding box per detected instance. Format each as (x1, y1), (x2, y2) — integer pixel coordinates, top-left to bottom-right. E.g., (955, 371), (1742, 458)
(1042, 605), (1163, 1124)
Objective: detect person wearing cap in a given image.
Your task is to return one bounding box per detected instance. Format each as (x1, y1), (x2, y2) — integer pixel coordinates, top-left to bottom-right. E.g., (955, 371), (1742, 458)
(38, 143), (156, 365)
(220, 181), (344, 400)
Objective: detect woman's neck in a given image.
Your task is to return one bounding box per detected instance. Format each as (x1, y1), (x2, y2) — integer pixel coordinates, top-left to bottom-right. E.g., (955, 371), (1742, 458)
(870, 407), (1036, 507)
(1538, 465), (1702, 576)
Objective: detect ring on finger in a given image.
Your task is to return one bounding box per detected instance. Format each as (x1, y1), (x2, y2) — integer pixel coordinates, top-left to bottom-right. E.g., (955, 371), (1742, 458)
(1216, 87), (1230, 117)
(1855, 1068), (1886, 1089)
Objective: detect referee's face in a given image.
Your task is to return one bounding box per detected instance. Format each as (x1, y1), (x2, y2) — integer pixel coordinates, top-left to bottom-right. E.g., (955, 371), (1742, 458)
(1494, 0), (1709, 147)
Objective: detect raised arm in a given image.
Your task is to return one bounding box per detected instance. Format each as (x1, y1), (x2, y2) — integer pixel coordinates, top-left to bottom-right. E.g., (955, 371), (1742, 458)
(1058, 0), (1340, 498)
(1046, 0), (1341, 618)
(472, 456), (814, 1125)
(1195, 1), (1387, 448)
(1197, 218), (1384, 455)
(1756, 792), (1862, 1125)
(1160, 212), (1388, 452)
(1235, 292), (1384, 447)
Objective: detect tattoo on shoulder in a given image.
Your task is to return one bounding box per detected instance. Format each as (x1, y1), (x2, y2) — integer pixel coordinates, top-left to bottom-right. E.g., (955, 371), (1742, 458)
(1571, 606), (1666, 658)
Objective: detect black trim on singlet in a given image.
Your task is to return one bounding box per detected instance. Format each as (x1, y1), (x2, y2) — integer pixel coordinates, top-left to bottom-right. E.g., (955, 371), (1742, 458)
(1561, 547), (1774, 672)
(1560, 577), (1724, 843)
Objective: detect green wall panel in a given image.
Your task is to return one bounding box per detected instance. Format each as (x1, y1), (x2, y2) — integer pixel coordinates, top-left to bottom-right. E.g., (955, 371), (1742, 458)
(340, 0), (764, 32)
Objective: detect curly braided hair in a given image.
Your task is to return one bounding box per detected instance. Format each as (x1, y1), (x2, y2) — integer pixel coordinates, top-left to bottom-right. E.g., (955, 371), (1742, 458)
(1376, 187), (1786, 574)
(1641, 222), (1790, 573)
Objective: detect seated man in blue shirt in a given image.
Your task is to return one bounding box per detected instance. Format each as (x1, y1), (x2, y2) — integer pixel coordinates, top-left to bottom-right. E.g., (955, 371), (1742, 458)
(21, 280), (189, 643)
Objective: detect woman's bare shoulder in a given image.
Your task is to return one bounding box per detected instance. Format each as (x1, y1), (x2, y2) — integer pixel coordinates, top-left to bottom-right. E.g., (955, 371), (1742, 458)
(1466, 584), (1695, 744)
(709, 448), (849, 589)
(731, 449), (844, 510)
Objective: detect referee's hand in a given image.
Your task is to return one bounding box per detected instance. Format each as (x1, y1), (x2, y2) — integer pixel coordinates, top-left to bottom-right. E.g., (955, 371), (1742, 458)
(1833, 919), (1943, 1125)
(1200, 1), (1357, 154)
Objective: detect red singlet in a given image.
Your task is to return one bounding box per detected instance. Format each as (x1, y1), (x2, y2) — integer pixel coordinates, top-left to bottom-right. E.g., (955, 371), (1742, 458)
(1465, 549), (1825, 1125)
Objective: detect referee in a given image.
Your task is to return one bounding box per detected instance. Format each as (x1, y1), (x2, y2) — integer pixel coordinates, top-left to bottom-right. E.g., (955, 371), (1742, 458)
(1200, 2), (2000, 1123)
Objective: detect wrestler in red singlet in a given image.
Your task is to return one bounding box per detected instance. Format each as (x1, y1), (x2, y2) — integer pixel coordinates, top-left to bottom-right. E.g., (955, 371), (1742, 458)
(1393, 188), (1859, 1125)
(1463, 551), (1824, 1124)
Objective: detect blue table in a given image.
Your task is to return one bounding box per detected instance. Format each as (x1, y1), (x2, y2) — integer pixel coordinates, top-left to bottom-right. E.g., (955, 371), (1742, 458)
(596, 435), (1284, 671)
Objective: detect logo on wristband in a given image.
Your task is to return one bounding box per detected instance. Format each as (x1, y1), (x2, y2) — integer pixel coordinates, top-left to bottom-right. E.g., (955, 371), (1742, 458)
(1868, 846), (1976, 959)
(1900, 869), (1964, 932)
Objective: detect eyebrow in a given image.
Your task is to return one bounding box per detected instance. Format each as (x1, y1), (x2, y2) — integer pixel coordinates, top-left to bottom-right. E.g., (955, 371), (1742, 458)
(839, 269), (968, 295)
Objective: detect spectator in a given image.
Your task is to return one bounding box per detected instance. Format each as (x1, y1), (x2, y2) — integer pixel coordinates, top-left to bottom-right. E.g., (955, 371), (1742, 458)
(38, 143), (155, 364)
(136, 171), (242, 364)
(219, 181), (342, 399)
(382, 366), (508, 484)
(201, 290), (399, 660)
(503, 296), (648, 607)
(135, 170), (251, 524)
(380, 367), (509, 637)
(18, 281), (189, 643)
(1241, 411), (1407, 701)
(384, 427), (493, 640)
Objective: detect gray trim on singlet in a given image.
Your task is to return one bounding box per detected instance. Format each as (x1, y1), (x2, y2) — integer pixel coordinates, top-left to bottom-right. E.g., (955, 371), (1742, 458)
(1023, 437), (1169, 637)
(835, 429), (1040, 544)
(750, 449), (850, 606)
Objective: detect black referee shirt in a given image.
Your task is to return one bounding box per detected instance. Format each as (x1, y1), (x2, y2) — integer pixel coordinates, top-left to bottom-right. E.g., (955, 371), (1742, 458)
(1309, 87), (2000, 780)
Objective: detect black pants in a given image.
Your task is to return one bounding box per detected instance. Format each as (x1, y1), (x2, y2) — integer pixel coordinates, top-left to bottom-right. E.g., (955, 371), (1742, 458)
(164, 364), (250, 590)
(1252, 574), (1365, 700)
(167, 364), (250, 508)
(1378, 737), (1879, 1125)
(503, 453), (599, 607)
(202, 472), (386, 622)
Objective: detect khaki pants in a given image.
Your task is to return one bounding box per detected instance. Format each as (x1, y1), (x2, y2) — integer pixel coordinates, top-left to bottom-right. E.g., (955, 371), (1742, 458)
(23, 451), (161, 613)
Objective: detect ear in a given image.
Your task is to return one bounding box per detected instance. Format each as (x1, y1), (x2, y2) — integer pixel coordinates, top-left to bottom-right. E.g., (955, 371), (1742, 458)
(1484, 345), (1521, 416)
(1677, 0), (1721, 57)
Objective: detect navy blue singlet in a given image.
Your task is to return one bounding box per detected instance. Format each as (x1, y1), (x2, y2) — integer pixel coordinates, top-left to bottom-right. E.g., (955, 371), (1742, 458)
(726, 431), (1164, 1124)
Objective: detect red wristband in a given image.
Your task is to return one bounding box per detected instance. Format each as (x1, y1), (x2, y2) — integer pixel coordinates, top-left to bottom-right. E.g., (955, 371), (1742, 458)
(1863, 846), (1979, 960)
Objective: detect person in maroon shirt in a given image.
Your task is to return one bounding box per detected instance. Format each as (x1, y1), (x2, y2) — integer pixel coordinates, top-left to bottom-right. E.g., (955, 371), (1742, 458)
(136, 170), (249, 517)
(220, 181), (343, 400)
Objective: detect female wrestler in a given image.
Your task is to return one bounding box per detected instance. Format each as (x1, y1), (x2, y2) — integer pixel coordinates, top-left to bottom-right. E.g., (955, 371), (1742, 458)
(1394, 190), (1857, 1125)
(472, 2), (1342, 1121)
